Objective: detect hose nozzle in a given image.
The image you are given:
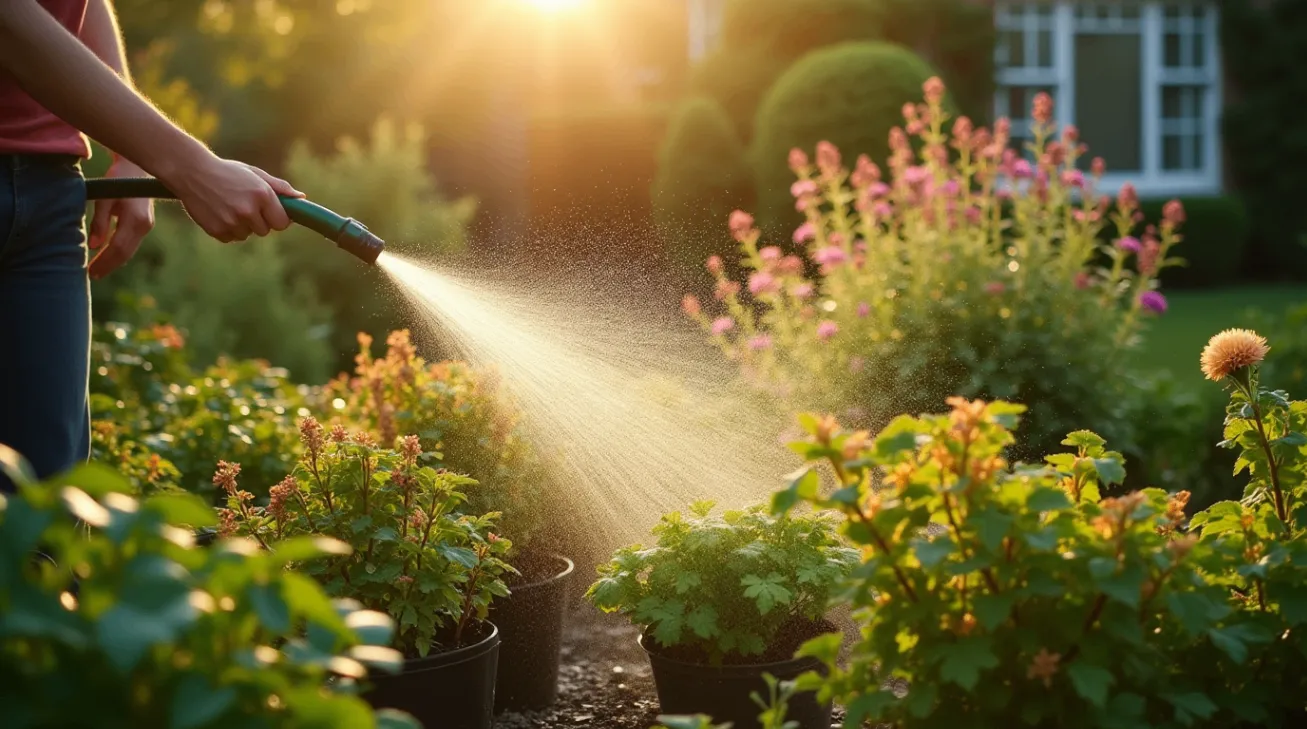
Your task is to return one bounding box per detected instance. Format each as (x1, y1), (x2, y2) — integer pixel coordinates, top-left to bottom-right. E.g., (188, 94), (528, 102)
(83, 178), (386, 265)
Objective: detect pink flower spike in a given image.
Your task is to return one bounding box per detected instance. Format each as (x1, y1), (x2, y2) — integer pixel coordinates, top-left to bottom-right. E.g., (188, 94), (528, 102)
(1139, 291), (1168, 314)
(748, 334), (773, 351)
(748, 271), (780, 295)
(681, 294), (701, 316)
(1061, 169), (1085, 189)
(873, 202), (893, 218)
(790, 180), (819, 199)
(706, 255), (723, 275)
(728, 210), (755, 241)
(711, 316), (735, 335)
(1012, 160), (1033, 179)
(759, 246), (782, 262)
(857, 302), (871, 318)
(811, 246), (848, 267)
(1116, 236), (1142, 253)
(816, 320), (839, 341)
(867, 181), (891, 199)
(788, 148), (809, 173)
(793, 223), (817, 244)
(791, 283), (814, 300)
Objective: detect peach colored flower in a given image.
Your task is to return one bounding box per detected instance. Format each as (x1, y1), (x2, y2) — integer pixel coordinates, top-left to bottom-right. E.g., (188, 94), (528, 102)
(1200, 329), (1270, 382)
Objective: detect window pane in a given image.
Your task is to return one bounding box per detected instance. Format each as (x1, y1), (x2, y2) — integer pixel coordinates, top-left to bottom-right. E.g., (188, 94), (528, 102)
(1163, 135), (1182, 170)
(1037, 29), (1053, 67)
(1162, 85), (1204, 120)
(1192, 29), (1205, 68)
(1164, 33), (1182, 67)
(1075, 34), (1142, 172)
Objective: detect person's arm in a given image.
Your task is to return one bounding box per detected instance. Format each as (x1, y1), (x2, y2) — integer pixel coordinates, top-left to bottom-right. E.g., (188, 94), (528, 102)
(0, 0), (300, 243)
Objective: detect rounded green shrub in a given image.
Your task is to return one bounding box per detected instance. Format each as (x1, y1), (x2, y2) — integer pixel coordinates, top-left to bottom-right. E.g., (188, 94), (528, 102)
(686, 46), (796, 142)
(1143, 196), (1249, 288)
(718, 0), (883, 57)
(750, 41), (943, 229)
(652, 97), (752, 272)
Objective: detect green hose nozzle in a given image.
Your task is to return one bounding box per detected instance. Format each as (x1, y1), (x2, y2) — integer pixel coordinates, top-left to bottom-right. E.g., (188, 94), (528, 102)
(83, 177), (385, 265)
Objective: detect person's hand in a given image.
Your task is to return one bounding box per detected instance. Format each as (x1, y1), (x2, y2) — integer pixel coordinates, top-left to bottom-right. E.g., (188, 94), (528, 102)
(87, 156), (155, 280)
(166, 155), (304, 243)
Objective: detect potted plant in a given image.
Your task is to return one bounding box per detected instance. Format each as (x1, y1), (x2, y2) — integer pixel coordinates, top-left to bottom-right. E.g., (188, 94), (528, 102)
(333, 330), (575, 711)
(223, 417), (513, 729)
(0, 449), (417, 729)
(587, 500), (857, 729)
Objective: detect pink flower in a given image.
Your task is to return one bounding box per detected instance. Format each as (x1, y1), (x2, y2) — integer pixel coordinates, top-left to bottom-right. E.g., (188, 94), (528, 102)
(748, 335), (773, 351)
(1032, 92), (1054, 124)
(873, 202), (893, 218)
(923, 76), (946, 105)
(985, 281), (1005, 295)
(857, 302), (871, 318)
(778, 255), (804, 275)
(1138, 238), (1161, 275)
(1139, 291), (1168, 314)
(711, 317), (735, 335)
(903, 166), (930, 186)
(791, 180), (819, 199)
(788, 148), (809, 173)
(1060, 170), (1085, 189)
(940, 179), (961, 197)
(728, 210), (755, 242)
(1091, 157), (1106, 177)
(1012, 159), (1033, 179)
(793, 223), (817, 244)
(811, 246), (848, 267)
(1116, 236), (1142, 253)
(714, 280), (740, 300)
(748, 271), (780, 295)
(1118, 183), (1139, 210)
(867, 181), (891, 199)
(816, 321), (839, 341)
(759, 246), (782, 263)
(706, 255), (723, 275)
(816, 141), (841, 176)
(790, 283), (814, 300)
(1163, 200), (1186, 226)
(851, 155), (880, 188)
(681, 294), (701, 316)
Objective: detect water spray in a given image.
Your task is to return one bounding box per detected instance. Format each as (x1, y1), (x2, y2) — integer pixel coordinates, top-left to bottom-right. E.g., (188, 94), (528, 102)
(83, 177), (385, 264)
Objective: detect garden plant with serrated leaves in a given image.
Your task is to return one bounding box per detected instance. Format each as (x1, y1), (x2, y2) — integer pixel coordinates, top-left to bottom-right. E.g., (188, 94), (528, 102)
(0, 450), (416, 729)
(770, 327), (1307, 729)
(222, 416), (514, 658)
(586, 501), (858, 663)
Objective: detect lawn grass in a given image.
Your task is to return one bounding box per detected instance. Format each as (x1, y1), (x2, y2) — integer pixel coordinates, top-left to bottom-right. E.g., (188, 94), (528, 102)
(1132, 284), (1307, 384)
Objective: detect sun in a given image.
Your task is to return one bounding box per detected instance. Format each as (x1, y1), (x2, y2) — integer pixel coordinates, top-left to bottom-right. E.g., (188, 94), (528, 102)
(525, 0), (583, 11)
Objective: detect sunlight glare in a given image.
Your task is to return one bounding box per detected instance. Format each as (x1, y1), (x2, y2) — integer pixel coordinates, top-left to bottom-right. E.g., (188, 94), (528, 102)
(525, 0), (583, 11)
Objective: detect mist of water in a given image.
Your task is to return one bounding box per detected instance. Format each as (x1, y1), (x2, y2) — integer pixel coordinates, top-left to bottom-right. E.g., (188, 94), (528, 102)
(375, 251), (796, 548)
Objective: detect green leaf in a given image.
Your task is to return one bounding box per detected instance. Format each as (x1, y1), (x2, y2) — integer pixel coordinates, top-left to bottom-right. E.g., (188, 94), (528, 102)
(1063, 431), (1106, 452)
(973, 593), (1016, 631)
(1163, 692), (1218, 725)
(1165, 592), (1232, 635)
(1208, 626), (1249, 664)
(349, 514), (374, 535)
(971, 506), (1013, 553)
(283, 572), (344, 631)
(772, 468), (819, 514)
(97, 595), (196, 673)
(272, 536), (351, 565)
(57, 462), (132, 497)
(675, 572), (702, 594)
(685, 604), (719, 639)
(742, 574), (792, 615)
(1273, 583), (1307, 625)
(170, 674), (237, 729)
(938, 635), (998, 690)
(1067, 663), (1114, 708)
(248, 582), (291, 633)
(148, 494), (218, 528)
(1096, 561), (1147, 608)
(796, 631), (843, 664)
(436, 544), (478, 569)
(1027, 487), (1073, 512)
(1272, 431), (1307, 447)
(912, 535), (956, 568)
(1091, 457), (1126, 486)
(345, 610), (395, 647)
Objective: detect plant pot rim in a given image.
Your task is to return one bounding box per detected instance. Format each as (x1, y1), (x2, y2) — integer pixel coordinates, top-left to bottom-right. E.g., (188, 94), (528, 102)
(400, 620), (500, 674)
(638, 619), (834, 676)
(511, 553), (575, 591)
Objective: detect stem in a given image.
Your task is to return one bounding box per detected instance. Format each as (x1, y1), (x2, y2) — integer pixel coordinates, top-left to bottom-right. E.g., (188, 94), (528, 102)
(1255, 579), (1267, 612)
(1064, 593), (1107, 663)
(942, 491), (1001, 594)
(1249, 398), (1290, 526)
(852, 507), (919, 603)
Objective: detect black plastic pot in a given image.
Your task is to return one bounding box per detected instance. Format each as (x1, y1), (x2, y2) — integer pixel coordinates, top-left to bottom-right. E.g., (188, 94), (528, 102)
(640, 629), (833, 729)
(366, 621), (500, 729)
(490, 554), (576, 712)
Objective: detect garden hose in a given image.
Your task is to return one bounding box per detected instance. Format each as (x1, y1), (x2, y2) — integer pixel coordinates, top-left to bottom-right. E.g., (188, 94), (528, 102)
(83, 177), (385, 264)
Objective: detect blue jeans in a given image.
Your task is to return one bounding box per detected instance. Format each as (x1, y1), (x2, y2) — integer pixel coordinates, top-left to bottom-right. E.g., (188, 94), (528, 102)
(0, 154), (90, 493)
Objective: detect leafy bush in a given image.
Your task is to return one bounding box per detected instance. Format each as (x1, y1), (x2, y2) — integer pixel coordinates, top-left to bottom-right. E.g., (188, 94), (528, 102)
(686, 46), (798, 142)
(690, 79), (1185, 458)
(104, 207), (337, 383)
(653, 97), (753, 273)
(751, 41), (943, 229)
(0, 456), (415, 729)
(280, 117), (477, 368)
(224, 417), (513, 657)
(718, 0), (882, 57)
(328, 330), (550, 557)
(873, 0), (995, 124)
(90, 311), (308, 500)
(772, 328), (1307, 729)
(1133, 196), (1248, 288)
(586, 501), (857, 665)
(1221, 0), (1307, 280)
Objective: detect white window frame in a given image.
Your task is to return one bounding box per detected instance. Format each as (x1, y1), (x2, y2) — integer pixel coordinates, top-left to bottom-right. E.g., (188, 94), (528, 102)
(994, 1), (1222, 198)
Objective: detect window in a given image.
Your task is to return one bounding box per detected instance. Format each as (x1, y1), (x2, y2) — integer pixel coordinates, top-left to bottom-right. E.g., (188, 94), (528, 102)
(994, 2), (1221, 196)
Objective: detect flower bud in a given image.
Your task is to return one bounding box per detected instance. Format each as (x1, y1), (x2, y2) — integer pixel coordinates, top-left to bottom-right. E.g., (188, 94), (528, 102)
(706, 255), (724, 275)
(788, 148), (810, 173)
(728, 210), (755, 242)
(1032, 92), (1054, 124)
(1163, 199), (1186, 226)
(681, 294), (701, 317)
(816, 141), (842, 177)
(1118, 183), (1139, 211)
(923, 76), (946, 106)
(711, 317), (734, 335)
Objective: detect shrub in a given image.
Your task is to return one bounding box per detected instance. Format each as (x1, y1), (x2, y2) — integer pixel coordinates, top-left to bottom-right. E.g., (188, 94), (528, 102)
(0, 457), (415, 729)
(1221, 0), (1307, 280)
(751, 42), (944, 229)
(224, 418), (513, 656)
(874, 0), (995, 124)
(280, 117), (477, 370)
(653, 97), (753, 273)
(586, 501), (857, 664)
(327, 330), (550, 557)
(772, 328), (1307, 729)
(90, 312), (309, 501)
(108, 208), (336, 382)
(687, 47), (799, 142)
(690, 79), (1186, 459)
(1134, 196), (1248, 288)
(718, 0), (883, 57)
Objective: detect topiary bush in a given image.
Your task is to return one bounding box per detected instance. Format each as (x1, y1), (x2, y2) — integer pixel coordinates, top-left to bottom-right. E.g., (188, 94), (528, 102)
(750, 41), (943, 230)
(686, 46), (800, 143)
(1136, 196), (1248, 289)
(653, 97), (753, 274)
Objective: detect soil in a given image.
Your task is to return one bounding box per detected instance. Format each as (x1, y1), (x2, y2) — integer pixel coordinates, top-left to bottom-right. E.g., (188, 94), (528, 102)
(494, 602), (850, 729)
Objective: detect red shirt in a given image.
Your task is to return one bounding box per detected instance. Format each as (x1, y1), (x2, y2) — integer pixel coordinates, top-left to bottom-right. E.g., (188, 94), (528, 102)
(0, 0), (92, 157)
